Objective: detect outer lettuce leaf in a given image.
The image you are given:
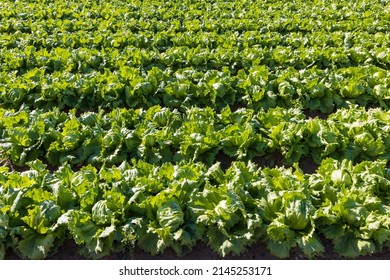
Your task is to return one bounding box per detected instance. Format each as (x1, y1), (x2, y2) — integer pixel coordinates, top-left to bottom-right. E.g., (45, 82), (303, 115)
(21, 200), (61, 234)
(15, 231), (56, 260)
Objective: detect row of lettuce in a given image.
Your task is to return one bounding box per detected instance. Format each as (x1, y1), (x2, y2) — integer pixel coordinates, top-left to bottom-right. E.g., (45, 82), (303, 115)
(0, 157), (389, 259)
(0, 105), (389, 168)
(2, 63), (389, 113)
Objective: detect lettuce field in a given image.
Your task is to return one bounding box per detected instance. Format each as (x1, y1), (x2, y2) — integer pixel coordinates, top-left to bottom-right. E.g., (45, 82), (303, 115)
(1, 0), (390, 259)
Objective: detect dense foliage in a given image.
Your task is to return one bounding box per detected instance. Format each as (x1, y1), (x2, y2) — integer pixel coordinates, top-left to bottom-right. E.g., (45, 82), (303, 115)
(1, 158), (390, 259)
(0, 0), (389, 259)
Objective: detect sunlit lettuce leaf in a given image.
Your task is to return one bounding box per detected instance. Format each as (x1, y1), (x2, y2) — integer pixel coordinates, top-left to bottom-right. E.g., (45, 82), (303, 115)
(16, 232), (56, 260)
(21, 200), (61, 235)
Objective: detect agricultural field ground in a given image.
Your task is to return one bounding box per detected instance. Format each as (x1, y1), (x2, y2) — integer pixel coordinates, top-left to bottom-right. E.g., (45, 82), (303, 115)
(1, 0), (390, 260)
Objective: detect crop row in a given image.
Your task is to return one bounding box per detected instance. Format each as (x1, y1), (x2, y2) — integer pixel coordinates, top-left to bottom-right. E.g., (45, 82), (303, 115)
(1, 105), (389, 168)
(1, 32), (390, 72)
(1, 62), (389, 113)
(1, 0), (389, 47)
(0, 157), (389, 259)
